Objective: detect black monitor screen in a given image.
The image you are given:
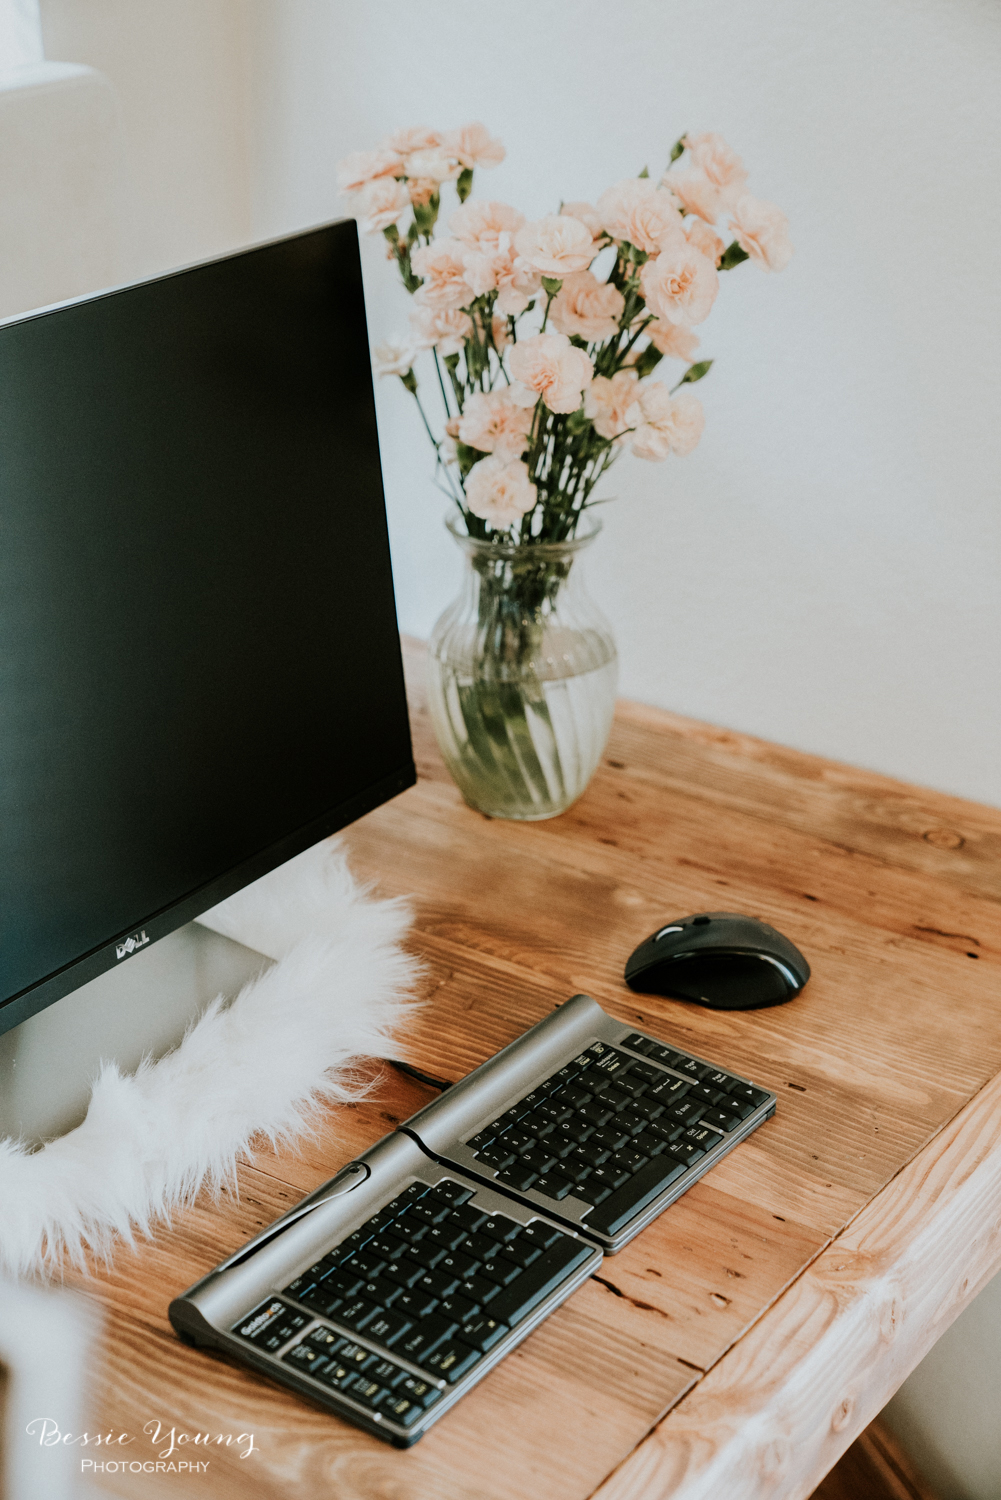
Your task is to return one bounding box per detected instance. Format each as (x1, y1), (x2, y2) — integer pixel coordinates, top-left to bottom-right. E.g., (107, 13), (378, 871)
(0, 221), (414, 1031)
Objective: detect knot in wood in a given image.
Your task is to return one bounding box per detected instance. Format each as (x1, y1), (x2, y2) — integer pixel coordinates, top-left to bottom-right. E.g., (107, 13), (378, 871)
(831, 1393), (855, 1433)
(923, 827), (965, 849)
(879, 1293), (903, 1344)
(759, 1437), (790, 1480)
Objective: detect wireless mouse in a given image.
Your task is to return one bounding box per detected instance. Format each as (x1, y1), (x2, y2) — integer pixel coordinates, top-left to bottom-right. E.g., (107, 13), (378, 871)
(624, 911), (810, 1010)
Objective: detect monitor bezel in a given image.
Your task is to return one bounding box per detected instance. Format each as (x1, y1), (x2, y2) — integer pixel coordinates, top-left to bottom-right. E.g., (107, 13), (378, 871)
(0, 221), (417, 1036)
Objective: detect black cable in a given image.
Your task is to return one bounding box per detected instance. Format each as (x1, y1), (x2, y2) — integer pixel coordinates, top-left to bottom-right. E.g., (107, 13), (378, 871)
(387, 1058), (454, 1092)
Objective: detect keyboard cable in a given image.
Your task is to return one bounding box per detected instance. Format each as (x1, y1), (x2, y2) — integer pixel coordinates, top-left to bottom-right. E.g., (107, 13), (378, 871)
(387, 1058), (454, 1092)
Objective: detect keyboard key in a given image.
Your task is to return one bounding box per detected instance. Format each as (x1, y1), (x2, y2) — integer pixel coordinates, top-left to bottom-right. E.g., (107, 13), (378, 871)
(425, 1222), (468, 1253)
(502, 1238), (542, 1270)
(430, 1180), (473, 1206)
(437, 1248), (480, 1280)
(557, 1159), (591, 1185)
(337, 1296), (378, 1331)
(627, 1062), (666, 1086)
(684, 1124), (722, 1152)
(384, 1259), (426, 1290)
(346, 1251), (387, 1280)
(301, 1286), (342, 1317)
(569, 1141), (609, 1169)
(580, 1099), (615, 1126)
(408, 1199), (452, 1226)
(358, 1276), (400, 1307)
(460, 1313), (508, 1352)
(496, 1163), (539, 1192)
(394, 1286), (439, 1319)
(700, 1107), (742, 1132)
(728, 1082), (770, 1109)
(611, 1147), (649, 1174)
(364, 1308), (412, 1347)
(572, 1178), (611, 1206)
(720, 1095), (755, 1120)
(536, 1101), (573, 1126)
(589, 1048), (631, 1079)
(368, 1234), (409, 1262)
(283, 1342), (328, 1376)
(458, 1273), (500, 1305)
(417, 1267), (460, 1299)
(468, 1129), (496, 1151)
(666, 1098), (705, 1126)
(547, 1123), (586, 1155)
(481, 1256), (521, 1287)
(397, 1373), (442, 1408)
(520, 1222), (564, 1251)
(392, 1214), (428, 1244)
(584, 1156), (688, 1236)
(560, 1084), (593, 1108)
(588, 1162), (630, 1192)
(408, 1240), (447, 1271)
(452, 1203), (488, 1235)
(476, 1145), (516, 1171)
(319, 1269), (363, 1300)
(399, 1314), (458, 1364)
(283, 1273), (317, 1300)
(666, 1139), (706, 1165)
(552, 1062), (584, 1084)
(487, 1236), (594, 1328)
(500, 1128), (536, 1152)
(533, 1174), (573, 1200)
(688, 1083), (727, 1106)
(318, 1358), (360, 1391)
(613, 1110), (648, 1138)
(338, 1340), (376, 1368)
(403, 1183), (431, 1201)
(628, 1097), (665, 1123)
(370, 1357), (404, 1385)
(590, 1123), (629, 1152)
(462, 1231), (499, 1264)
(306, 1326), (344, 1353)
(646, 1118), (684, 1144)
(381, 1393), (425, 1428)
(351, 1376), (390, 1407)
(521, 1111), (555, 1138)
(643, 1042), (677, 1065)
(481, 1216), (521, 1245)
(592, 1083), (632, 1111)
(424, 1340), (482, 1382)
(438, 1291), (479, 1322)
(674, 1056), (710, 1080)
(622, 1033), (654, 1053)
(647, 1075), (690, 1104)
(633, 1132), (666, 1158)
(521, 1146), (557, 1174)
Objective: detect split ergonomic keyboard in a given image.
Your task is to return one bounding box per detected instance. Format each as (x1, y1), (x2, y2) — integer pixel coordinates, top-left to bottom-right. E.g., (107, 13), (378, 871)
(169, 993), (775, 1445)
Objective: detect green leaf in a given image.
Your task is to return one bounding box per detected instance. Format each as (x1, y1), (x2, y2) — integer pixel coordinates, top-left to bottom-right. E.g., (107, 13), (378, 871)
(400, 368), (418, 395)
(383, 222), (400, 244)
(718, 241), (750, 271)
(444, 353), (460, 369)
(669, 135), (687, 164)
(633, 344), (664, 379)
(541, 276), (563, 297)
(456, 167), (474, 203)
(638, 165), (650, 179)
(679, 359), (714, 385)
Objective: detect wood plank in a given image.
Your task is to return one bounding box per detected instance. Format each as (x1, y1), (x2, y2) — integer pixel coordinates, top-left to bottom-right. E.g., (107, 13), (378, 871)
(590, 1068), (1001, 1500)
(62, 636), (1001, 1500)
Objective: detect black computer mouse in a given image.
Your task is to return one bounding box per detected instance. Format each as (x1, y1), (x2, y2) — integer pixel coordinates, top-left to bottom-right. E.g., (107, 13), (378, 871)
(624, 911), (810, 1009)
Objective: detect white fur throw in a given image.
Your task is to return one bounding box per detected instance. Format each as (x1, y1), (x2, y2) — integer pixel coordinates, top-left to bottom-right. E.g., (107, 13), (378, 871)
(0, 840), (420, 1280)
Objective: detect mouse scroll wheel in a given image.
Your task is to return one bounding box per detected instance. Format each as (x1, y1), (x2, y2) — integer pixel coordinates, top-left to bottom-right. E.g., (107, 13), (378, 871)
(654, 925), (685, 941)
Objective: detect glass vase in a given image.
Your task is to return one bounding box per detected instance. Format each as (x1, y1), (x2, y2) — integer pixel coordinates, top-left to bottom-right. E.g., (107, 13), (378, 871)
(426, 514), (618, 820)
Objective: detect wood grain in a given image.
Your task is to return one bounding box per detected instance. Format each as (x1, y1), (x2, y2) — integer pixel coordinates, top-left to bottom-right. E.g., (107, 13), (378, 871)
(57, 636), (1001, 1500)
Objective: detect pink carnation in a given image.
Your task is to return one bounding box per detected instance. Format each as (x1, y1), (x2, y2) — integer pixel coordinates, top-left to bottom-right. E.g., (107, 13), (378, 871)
(357, 177), (412, 234)
(337, 149), (404, 194)
(684, 132), (748, 207)
(441, 122), (506, 169)
(549, 270), (625, 342)
(640, 242), (719, 327)
(383, 126), (441, 155)
(404, 149), (460, 184)
(596, 178), (685, 254)
(584, 370), (641, 441)
(409, 304), (473, 356)
(666, 168), (723, 225)
(561, 201), (608, 248)
(411, 238), (474, 311)
(630, 385), (705, 461)
(450, 199), (525, 254)
(508, 332), (594, 414)
(491, 312), (511, 350)
(684, 217), (725, 266)
(514, 215), (595, 277)
(465, 455), (537, 528)
(458, 389), (534, 458)
(728, 194), (794, 272)
(645, 319), (700, 362)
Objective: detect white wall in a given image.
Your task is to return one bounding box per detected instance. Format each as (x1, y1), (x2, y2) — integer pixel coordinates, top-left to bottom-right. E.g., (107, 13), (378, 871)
(248, 0), (1001, 808)
(39, 0), (252, 281)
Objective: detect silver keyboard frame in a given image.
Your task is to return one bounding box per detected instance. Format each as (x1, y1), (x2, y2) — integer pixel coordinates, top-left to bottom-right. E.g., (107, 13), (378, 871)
(169, 993), (774, 1444)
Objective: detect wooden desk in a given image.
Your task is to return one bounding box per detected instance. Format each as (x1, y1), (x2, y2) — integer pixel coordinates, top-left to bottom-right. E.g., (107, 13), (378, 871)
(70, 638), (1001, 1499)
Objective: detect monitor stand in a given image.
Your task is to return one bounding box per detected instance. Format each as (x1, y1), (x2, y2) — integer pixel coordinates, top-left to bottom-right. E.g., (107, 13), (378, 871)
(0, 923), (270, 1147)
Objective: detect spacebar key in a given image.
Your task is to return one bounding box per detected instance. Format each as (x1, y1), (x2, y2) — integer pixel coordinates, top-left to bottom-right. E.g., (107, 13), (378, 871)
(487, 1237), (593, 1329)
(585, 1157), (687, 1237)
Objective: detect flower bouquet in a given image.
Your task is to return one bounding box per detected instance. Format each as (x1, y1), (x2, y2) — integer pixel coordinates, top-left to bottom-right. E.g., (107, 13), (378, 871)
(339, 123), (791, 819)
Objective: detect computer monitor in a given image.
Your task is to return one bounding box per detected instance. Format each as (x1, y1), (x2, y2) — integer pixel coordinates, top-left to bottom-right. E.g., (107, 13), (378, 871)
(0, 221), (415, 1137)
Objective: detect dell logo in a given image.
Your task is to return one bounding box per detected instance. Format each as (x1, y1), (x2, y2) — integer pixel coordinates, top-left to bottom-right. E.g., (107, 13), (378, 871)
(115, 930), (150, 960)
